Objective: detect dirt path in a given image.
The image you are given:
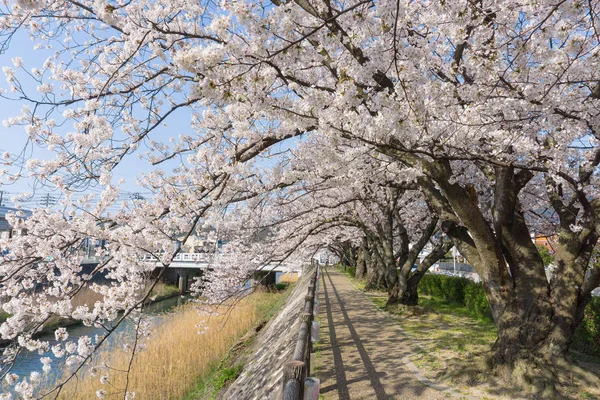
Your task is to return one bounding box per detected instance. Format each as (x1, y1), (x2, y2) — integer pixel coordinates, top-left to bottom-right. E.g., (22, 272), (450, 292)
(317, 268), (470, 400)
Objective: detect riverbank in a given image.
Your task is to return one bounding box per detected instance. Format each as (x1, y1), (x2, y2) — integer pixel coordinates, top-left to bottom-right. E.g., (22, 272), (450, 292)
(220, 265), (317, 399)
(183, 286), (291, 399)
(45, 287), (288, 399)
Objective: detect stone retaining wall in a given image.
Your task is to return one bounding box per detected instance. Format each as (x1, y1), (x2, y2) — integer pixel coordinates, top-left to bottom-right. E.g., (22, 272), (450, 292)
(223, 267), (314, 399)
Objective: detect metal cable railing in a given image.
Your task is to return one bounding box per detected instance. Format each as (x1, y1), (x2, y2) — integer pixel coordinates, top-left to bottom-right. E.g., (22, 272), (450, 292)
(281, 261), (320, 400)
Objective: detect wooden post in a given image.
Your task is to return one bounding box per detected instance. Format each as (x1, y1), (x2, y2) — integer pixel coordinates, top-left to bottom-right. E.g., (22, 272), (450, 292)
(307, 285), (315, 307)
(300, 312), (312, 377)
(292, 312), (312, 360)
(282, 360), (304, 400)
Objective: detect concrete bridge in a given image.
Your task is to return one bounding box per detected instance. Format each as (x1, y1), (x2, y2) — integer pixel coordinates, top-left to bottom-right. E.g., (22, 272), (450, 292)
(137, 253), (301, 273)
(82, 253), (300, 272)
(81, 253), (302, 292)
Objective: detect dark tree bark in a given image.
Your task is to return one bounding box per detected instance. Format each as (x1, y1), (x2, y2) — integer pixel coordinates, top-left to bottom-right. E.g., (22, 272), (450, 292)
(387, 214), (439, 306)
(365, 242), (389, 290)
(416, 161), (600, 394)
(328, 239), (359, 270)
(398, 239), (453, 306)
(355, 238), (368, 279)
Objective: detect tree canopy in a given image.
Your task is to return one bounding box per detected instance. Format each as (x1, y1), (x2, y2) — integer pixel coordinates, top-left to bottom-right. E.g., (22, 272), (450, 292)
(1, 0), (600, 397)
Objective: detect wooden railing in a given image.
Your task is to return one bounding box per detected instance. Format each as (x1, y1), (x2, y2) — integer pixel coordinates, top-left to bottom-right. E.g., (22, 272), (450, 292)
(281, 261), (320, 400)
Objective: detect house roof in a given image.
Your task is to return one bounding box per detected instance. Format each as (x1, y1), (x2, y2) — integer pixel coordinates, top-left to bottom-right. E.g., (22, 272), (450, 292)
(0, 207), (32, 218)
(0, 207), (32, 231)
(0, 220), (11, 231)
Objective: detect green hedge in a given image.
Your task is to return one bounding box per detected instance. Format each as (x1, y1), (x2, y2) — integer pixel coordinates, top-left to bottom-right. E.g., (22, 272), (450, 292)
(572, 297), (600, 356)
(338, 264), (356, 278)
(419, 274), (493, 321)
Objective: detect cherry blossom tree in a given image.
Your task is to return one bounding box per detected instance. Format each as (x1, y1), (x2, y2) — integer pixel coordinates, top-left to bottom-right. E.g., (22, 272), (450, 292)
(223, 135), (449, 306)
(1, 0), (600, 395)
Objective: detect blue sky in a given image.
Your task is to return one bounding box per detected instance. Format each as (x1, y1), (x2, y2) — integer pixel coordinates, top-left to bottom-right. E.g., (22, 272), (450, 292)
(0, 26), (304, 210)
(0, 30), (195, 204)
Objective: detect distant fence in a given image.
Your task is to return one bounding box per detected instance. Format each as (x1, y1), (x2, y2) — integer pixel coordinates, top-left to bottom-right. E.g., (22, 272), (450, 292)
(435, 262), (474, 273)
(281, 261), (320, 400)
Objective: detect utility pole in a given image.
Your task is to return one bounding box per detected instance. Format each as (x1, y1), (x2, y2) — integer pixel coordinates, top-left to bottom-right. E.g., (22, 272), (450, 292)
(40, 193), (56, 208)
(0, 190), (4, 207)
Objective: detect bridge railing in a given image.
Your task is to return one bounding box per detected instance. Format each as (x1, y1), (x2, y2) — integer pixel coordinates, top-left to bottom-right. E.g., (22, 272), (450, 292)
(281, 261), (320, 400)
(139, 253), (213, 263)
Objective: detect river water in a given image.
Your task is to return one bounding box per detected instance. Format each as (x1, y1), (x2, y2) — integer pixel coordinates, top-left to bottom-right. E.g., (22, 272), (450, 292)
(1, 295), (187, 393)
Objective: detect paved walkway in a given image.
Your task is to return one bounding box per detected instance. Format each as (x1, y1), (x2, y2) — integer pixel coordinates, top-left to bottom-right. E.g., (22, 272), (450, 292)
(317, 269), (457, 400)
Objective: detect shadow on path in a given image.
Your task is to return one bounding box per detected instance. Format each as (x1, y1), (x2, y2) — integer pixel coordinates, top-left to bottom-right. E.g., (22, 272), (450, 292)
(320, 269), (351, 399)
(317, 268), (458, 400)
(325, 269), (388, 399)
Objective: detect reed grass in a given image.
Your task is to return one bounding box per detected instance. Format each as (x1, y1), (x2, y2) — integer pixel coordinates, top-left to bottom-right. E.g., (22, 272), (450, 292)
(53, 291), (280, 400)
(149, 281), (180, 300)
(277, 272), (299, 283)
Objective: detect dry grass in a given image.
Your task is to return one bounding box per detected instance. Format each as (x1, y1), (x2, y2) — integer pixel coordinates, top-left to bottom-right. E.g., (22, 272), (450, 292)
(277, 272), (299, 283)
(148, 281), (180, 300)
(54, 292), (278, 400)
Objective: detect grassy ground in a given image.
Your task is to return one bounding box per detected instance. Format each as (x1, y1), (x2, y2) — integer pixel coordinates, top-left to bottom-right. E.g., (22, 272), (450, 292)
(347, 272), (600, 400)
(313, 312), (325, 400)
(48, 287), (288, 400)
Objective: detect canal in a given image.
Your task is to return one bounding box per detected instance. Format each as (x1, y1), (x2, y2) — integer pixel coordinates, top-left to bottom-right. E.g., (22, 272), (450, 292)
(1, 295), (187, 393)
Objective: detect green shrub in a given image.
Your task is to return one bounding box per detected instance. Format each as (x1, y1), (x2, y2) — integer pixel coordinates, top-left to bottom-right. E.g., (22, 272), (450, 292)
(419, 274), (492, 321)
(212, 364), (244, 392)
(275, 283), (289, 291)
(536, 244), (555, 267)
(464, 283), (493, 320)
(421, 275), (600, 354)
(440, 276), (466, 303)
(420, 274), (444, 298)
(339, 264), (356, 278)
(572, 297), (600, 356)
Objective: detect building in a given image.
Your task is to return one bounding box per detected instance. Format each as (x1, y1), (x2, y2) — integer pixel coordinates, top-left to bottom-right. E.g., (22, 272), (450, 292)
(312, 249), (340, 265)
(0, 206), (32, 240)
(531, 234), (557, 252)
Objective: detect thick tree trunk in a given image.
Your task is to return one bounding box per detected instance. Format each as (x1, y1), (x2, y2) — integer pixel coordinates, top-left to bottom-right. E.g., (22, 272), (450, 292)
(355, 240), (368, 280)
(364, 239), (394, 291)
(402, 161), (600, 395)
(377, 269), (388, 290)
(489, 290), (583, 398)
(365, 266), (387, 290)
(365, 257), (387, 291)
(398, 274), (420, 305)
(388, 235), (451, 307)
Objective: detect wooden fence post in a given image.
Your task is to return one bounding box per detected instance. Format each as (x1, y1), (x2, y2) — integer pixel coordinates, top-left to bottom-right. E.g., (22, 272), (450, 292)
(282, 360), (304, 400)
